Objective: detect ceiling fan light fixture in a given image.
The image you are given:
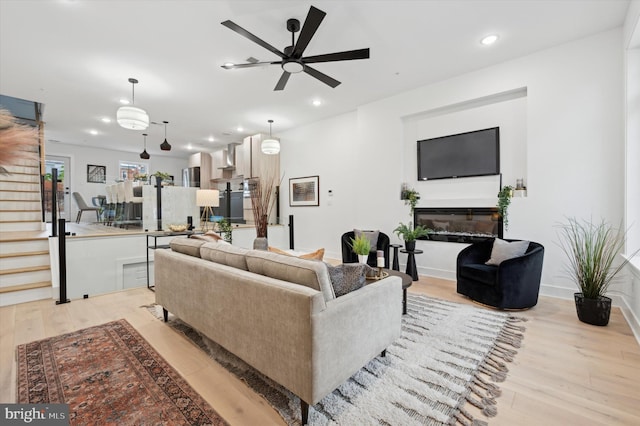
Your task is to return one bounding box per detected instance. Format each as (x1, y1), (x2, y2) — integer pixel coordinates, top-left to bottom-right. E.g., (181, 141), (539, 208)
(261, 119), (280, 155)
(117, 78), (149, 130)
(160, 120), (172, 151)
(282, 60), (304, 74)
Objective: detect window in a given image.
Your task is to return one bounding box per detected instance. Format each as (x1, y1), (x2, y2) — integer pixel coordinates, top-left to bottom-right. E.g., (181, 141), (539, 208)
(119, 161), (147, 181)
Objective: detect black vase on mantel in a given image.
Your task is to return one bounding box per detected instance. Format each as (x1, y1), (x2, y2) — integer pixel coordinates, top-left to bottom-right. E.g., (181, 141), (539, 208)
(574, 293), (611, 326)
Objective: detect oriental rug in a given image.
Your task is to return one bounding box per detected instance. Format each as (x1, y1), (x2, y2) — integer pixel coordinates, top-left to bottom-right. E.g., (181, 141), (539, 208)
(16, 319), (227, 426)
(146, 294), (526, 426)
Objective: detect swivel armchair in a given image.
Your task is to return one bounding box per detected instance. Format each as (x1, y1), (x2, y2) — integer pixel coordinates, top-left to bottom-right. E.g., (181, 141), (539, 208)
(456, 238), (544, 310)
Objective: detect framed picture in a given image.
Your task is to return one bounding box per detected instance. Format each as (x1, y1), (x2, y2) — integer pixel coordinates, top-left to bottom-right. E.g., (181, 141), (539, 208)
(87, 164), (106, 183)
(289, 175), (319, 207)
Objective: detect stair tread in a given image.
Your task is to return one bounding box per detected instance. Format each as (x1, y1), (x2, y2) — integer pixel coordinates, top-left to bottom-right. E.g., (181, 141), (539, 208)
(0, 250), (49, 259)
(0, 219), (41, 223)
(0, 231), (49, 242)
(0, 281), (52, 294)
(0, 265), (50, 275)
(0, 209), (40, 212)
(0, 199), (41, 202)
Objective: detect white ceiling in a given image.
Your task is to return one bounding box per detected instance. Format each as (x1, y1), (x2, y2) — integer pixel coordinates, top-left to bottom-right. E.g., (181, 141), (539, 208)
(0, 0), (630, 158)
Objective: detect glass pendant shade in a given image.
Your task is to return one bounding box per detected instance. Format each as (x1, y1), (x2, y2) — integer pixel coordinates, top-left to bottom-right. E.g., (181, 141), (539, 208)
(261, 119), (280, 155)
(118, 78), (149, 130)
(118, 106), (149, 130)
(261, 138), (280, 154)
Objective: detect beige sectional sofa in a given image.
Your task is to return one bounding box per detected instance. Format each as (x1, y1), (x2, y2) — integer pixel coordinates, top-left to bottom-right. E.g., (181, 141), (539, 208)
(154, 237), (403, 424)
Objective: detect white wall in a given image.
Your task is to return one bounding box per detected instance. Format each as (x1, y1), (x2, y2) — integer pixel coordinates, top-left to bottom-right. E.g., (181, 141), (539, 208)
(45, 141), (188, 221)
(280, 29), (625, 296)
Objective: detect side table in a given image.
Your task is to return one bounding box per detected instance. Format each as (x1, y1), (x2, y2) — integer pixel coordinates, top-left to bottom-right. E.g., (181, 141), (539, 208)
(400, 249), (423, 281)
(390, 244), (402, 271)
(385, 269), (412, 314)
(146, 231), (197, 291)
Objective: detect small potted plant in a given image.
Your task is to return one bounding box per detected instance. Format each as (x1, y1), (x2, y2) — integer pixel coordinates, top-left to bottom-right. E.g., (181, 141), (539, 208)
(393, 222), (430, 251)
(216, 218), (233, 244)
(152, 171), (171, 186)
(557, 217), (638, 326)
(497, 185), (514, 230)
(349, 234), (371, 264)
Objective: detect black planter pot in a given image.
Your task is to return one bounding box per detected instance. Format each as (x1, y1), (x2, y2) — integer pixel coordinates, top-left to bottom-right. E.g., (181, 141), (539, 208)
(574, 293), (611, 326)
(405, 240), (416, 251)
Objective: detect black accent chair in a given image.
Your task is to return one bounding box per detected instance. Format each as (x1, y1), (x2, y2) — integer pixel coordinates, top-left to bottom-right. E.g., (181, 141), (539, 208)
(341, 231), (390, 268)
(456, 239), (544, 310)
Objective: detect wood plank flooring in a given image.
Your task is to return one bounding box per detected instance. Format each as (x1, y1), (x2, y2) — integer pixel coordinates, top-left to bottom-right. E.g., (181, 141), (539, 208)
(1, 277), (638, 425)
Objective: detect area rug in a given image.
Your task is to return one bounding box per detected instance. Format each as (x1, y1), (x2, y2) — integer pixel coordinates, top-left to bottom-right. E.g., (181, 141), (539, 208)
(16, 319), (228, 426)
(146, 294), (526, 426)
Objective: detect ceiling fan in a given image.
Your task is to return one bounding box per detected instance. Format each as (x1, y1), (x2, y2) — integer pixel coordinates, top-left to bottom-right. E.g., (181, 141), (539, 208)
(221, 5), (370, 91)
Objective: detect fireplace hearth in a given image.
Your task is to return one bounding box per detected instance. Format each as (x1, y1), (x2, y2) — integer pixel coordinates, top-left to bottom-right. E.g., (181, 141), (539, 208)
(414, 207), (502, 243)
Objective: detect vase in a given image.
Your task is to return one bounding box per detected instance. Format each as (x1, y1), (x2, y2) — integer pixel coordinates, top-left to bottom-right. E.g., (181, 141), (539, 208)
(358, 254), (368, 264)
(574, 293), (611, 326)
(405, 240), (416, 251)
(253, 237), (268, 251)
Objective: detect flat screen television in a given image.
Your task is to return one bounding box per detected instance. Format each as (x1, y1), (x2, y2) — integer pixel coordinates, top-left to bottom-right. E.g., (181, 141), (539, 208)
(417, 127), (500, 180)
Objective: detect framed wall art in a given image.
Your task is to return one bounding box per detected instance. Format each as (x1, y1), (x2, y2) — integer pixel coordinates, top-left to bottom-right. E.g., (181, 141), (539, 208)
(289, 175), (319, 207)
(87, 164), (106, 183)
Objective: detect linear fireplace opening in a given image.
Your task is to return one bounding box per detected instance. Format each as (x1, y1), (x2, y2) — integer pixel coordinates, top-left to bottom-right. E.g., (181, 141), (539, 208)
(414, 207), (502, 243)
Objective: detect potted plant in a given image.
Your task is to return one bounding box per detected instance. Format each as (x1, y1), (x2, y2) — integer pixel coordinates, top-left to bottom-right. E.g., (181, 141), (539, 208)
(216, 218), (233, 244)
(393, 222), (430, 251)
(152, 171), (171, 186)
(557, 217), (638, 326)
(349, 233), (371, 264)
(497, 185), (514, 230)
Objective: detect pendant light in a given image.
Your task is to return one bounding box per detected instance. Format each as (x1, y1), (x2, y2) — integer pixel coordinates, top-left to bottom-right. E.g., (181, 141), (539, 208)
(160, 120), (172, 151)
(261, 119), (280, 155)
(139, 133), (150, 159)
(117, 78), (149, 130)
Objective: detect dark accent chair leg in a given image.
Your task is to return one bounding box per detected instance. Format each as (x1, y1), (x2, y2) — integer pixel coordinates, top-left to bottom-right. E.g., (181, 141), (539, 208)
(301, 400), (309, 425)
(162, 308), (168, 322)
(381, 349), (387, 357)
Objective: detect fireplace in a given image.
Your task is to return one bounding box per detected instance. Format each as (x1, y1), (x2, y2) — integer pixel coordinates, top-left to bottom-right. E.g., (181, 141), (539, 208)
(414, 207), (502, 243)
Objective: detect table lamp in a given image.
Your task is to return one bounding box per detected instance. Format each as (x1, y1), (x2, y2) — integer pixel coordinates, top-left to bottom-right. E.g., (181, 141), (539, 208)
(196, 189), (219, 232)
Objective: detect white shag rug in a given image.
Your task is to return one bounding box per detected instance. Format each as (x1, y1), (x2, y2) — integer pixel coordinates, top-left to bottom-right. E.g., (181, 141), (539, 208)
(145, 294), (526, 426)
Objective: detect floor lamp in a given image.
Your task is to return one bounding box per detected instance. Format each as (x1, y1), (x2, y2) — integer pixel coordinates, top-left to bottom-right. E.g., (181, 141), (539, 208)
(196, 189), (219, 232)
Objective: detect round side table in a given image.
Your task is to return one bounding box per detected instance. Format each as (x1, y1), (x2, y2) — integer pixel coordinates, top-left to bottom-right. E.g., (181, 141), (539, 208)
(400, 249), (423, 281)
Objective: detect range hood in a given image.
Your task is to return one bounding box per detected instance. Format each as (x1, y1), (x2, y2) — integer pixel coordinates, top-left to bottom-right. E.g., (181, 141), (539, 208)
(217, 142), (241, 171)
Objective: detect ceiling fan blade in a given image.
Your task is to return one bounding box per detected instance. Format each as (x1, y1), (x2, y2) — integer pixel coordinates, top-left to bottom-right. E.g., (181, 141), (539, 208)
(274, 71), (291, 91)
(292, 6), (326, 58)
(222, 61), (282, 69)
(221, 20), (286, 59)
(302, 48), (370, 64)
(304, 66), (341, 88)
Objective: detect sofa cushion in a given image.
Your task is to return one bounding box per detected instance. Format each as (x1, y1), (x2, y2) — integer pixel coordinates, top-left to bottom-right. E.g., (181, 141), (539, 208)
(325, 263), (368, 297)
(486, 238), (530, 266)
(200, 242), (249, 270)
(268, 246), (325, 261)
(245, 250), (336, 301)
(170, 238), (206, 257)
(460, 263), (497, 286)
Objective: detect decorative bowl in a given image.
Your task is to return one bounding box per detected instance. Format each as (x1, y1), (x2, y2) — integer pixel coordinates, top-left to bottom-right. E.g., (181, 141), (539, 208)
(168, 224), (187, 232)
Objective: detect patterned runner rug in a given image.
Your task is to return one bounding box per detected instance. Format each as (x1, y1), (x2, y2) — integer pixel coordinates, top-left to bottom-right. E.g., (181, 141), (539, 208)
(146, 294), (526, 426)
(16, 319), (228, 426)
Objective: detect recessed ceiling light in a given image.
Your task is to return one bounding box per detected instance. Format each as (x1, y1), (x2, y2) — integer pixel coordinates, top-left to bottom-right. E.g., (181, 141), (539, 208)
(236, 126), (243, 132)
(208, 136), (215, 142)
(119, 98), (130, 105)
(312, 99), (322, 107)
(89, 130), (98, 135)
(187, 144), (193, 150)
(481, 34), (499, 46)
(101, 117), (111, 123)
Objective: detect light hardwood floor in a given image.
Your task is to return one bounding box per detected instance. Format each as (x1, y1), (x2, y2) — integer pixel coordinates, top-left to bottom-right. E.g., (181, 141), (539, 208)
(1, 277), (639, 425)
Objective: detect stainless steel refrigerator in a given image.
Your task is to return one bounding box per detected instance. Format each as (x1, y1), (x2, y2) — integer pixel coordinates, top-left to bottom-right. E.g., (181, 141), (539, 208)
(182, 167), (200, 187)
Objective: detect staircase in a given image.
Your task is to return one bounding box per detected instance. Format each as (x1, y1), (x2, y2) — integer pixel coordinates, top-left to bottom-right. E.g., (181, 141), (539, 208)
(0, 156), (52, 307)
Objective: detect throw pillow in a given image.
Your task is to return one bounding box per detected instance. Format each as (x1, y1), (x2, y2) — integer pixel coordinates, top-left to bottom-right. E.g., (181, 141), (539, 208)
(325, 263), (368, 297)
(268, 246), (325, 261)
(353, 229), (379, 252)
(485, 239), (530, 266)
